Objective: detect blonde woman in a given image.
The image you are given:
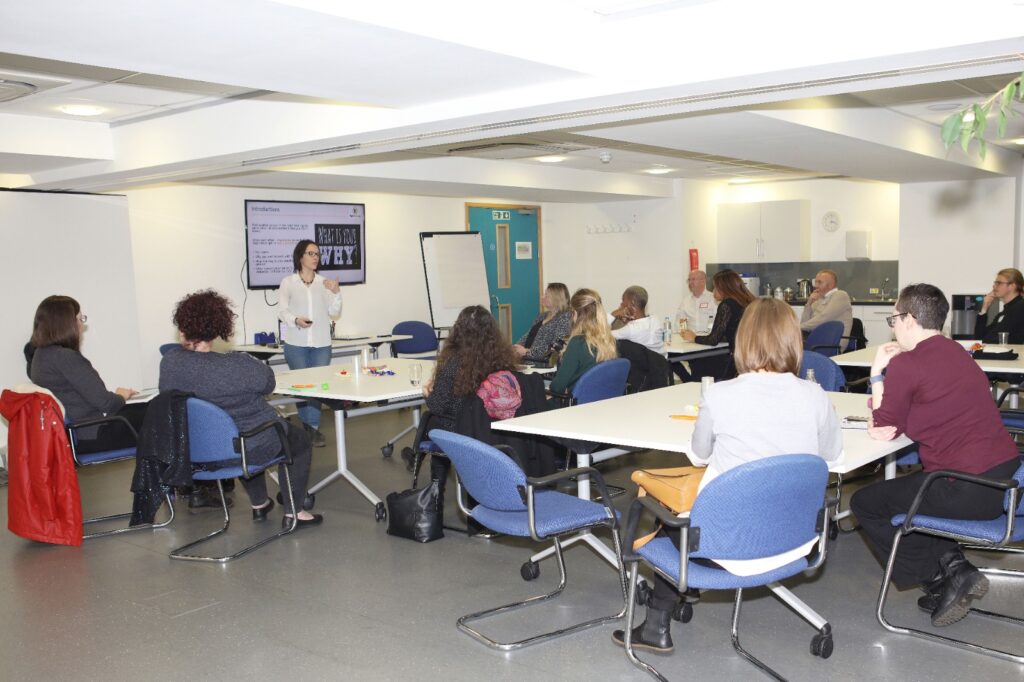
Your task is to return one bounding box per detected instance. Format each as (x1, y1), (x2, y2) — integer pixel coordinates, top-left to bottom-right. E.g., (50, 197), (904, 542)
(549, 288), (618, 395)
(513, 283), (572, 364)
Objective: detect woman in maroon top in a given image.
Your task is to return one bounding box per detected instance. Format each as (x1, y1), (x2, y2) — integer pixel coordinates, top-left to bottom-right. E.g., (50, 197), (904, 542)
(851, 283), (1019, 628)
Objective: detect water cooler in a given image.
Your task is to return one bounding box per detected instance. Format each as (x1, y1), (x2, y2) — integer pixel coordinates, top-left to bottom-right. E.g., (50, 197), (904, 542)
(950, 294), (990, 339)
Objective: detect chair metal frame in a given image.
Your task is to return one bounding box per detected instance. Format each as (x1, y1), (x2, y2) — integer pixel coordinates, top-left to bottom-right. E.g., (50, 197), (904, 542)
(66, 414), (175, 539)
(620, 462), (838, 681)
(876, 467), (1024, 664)
(169, 400), (297, 563)
(434, 431), (628, 651)
(380, 321), (438, 457)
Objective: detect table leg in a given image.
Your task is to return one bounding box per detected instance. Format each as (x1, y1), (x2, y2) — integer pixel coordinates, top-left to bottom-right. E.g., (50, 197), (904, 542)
(306, 408), (382, 509)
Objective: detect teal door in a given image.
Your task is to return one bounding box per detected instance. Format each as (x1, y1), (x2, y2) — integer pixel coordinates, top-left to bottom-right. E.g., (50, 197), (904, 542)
(467, 205), (541, 342)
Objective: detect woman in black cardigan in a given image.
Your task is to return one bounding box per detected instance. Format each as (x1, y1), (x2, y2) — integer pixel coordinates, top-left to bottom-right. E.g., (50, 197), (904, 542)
(679, 269), (756, 380)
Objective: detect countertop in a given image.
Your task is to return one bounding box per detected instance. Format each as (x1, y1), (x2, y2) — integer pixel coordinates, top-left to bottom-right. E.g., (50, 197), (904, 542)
(786, 298), (895, 307)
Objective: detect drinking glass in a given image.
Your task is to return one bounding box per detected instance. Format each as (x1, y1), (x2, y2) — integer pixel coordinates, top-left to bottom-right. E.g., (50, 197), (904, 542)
(410, 363), (423, 386)
(998, 332), (1010, 345)
(700, 376), (714, 397)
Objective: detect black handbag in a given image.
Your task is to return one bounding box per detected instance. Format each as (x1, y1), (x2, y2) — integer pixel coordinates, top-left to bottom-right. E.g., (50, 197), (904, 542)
(385, 453), (444, 543)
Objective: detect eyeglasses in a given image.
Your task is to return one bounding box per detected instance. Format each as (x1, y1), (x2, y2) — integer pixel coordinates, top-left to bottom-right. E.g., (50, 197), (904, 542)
(77, 314), (88, 324)
(305, 251), (321, 258)
(885, 312), (909, 328)
(994, 280), (1010, 286)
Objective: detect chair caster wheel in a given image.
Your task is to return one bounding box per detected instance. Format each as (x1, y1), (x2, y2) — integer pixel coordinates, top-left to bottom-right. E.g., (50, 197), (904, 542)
(520, 561), (540, 581)
(810, 632), (833, 659)
(374, 502), (387, 522)
(303, 494), (315, 511)
(635, 581), (653, 607)
(381, 444), (394, 458)
(672, 602), (693, 623)
(828, 521), (839, 541)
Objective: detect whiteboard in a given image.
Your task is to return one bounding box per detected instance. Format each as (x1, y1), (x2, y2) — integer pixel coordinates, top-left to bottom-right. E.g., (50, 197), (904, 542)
(420, 232), (490, 329)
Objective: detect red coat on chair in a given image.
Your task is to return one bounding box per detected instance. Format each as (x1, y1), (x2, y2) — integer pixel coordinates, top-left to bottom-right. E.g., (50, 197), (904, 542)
(0, 388), (83, 546)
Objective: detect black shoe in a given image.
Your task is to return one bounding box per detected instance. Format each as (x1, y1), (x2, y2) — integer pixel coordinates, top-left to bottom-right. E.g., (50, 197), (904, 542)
(303, 424), (326, 448)
(931, 549), (989, 627)
(917, 571), (946, 612)
(252, 499), (274, 521)
(188, 488), (233, 511)
(612, 607), (674, 654)
(400, 447), (417, 473)
(283, 513), (323, 529)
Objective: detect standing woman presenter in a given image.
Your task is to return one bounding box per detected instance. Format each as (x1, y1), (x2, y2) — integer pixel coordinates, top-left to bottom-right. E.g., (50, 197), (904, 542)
(278, 239), (343, 447)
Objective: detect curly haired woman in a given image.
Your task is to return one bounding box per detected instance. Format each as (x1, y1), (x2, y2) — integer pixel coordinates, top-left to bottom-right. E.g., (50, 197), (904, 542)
(159, 289), (322, 528)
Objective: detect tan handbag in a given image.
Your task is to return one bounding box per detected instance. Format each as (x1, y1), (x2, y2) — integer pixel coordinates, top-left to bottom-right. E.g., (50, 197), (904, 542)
(630, 466), (706, 549)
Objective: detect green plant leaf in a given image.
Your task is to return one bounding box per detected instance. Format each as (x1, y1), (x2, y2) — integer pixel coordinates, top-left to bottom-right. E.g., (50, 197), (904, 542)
(975, 104), (989, 137)
(978, 138), (987, 160)
(999, 109), (1007, 138)
(960, 125), (973, 153)
(941, 111), (964, 149)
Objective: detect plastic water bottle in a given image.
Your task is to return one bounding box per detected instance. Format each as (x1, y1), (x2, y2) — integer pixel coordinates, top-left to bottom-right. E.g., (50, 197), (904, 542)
(662, 316), (672, 344)
(805, 368), (818, 384)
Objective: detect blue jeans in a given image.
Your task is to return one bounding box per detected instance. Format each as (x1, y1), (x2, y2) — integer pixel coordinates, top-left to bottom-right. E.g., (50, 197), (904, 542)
(283, 343), (332, 430)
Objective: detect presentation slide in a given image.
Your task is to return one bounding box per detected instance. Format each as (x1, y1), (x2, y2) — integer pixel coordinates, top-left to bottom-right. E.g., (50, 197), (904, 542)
(245, 200), (366, 289)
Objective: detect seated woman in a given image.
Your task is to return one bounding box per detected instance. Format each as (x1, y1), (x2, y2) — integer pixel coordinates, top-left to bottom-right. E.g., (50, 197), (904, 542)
(28, 295), (143, 454)
(549, 288), (618, 399)
(513, 282), (572, 365)
(851, 283), (1019, 627)
(679, 268), (755, 381)
(614, 297), (841, 653)
(975, 267), (1024, 343)
(159, 290), (322, 528)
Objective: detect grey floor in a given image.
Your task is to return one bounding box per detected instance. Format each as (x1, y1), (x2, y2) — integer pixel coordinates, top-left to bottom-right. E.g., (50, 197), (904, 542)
(1, 407), (1022, 681)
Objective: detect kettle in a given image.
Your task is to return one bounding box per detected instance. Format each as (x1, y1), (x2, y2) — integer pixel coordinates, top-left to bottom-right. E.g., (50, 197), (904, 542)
(797, 278), (812, 300)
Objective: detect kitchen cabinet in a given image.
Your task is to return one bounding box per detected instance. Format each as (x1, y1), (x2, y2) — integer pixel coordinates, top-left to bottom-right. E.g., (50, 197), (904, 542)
(717, 200), (810, 263)
(854, 305), (893, 348)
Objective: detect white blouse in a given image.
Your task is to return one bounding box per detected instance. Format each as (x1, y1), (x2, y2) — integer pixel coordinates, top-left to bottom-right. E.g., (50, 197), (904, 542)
(277, 273), (344, 348)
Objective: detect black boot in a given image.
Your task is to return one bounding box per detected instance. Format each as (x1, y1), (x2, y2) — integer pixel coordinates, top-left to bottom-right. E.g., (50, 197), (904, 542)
(931, 548), (988, 626)
(917, 568), (946, 613)
(612, 605), (673, 653)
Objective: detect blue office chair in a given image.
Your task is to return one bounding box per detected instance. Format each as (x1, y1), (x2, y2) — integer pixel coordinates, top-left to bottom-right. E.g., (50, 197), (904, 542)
(804, 320), (844, 358)
(877, 459), (1024, 663)
(381, 321), (439, 458)
(390, 320), (438, 358)
(428, 429), (626, 650)
(621, 455), (836, 681)
(159, 343), (180, 356)
(169, 398), (297, 562)
(66, 411), (175, 539)
(800, 350), (846, 391)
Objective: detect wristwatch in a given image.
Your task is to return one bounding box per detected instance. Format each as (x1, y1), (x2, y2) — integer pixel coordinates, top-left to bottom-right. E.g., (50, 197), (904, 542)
(869, 374), (885, 385)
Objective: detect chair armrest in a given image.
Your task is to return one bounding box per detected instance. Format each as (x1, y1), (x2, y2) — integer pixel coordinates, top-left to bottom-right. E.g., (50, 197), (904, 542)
(524, 466), (619, 541)
(621, 496), (694, 592)
(997, 386), (1023, 408)
(66, 414), (139, 439)
(236, 419), (293, 476)
(901, 469), (1019, 533)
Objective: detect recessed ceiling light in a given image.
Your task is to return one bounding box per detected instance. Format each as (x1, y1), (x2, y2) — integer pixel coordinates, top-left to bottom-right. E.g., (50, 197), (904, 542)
(535, 155), (567, 163)
(643, 167), (674, 175)
(926, 102), (963, 112)
(57, 104), (105, 116)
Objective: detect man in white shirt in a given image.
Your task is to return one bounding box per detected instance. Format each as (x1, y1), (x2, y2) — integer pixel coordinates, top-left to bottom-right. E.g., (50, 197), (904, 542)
(675, 270), (717, 334)
(609, 285), (664, 353)
(800, 269), (853, 338)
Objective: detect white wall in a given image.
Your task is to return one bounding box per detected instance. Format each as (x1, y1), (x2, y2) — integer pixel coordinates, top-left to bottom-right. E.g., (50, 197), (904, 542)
(724, 178), (900, 261)
(541, 194), (685, 318)
(125, 185), (543, 385)
(899, 177), (1017, 296)
(1, 191), (144, 446)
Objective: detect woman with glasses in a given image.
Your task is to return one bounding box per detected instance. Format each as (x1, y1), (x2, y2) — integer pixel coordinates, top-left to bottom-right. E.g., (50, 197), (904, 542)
(278, 239), (343, 447)
(28, 295), (144, 455)
(975, 267), (1024, 343)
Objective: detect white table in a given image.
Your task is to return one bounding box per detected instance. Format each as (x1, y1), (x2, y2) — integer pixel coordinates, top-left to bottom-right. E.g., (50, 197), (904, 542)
(493, 382), (914, 567)
(274, 357), (432, 521)
(236, 334), (413, 363)
(834, 343), (1024, 407)
(665, 335), (729, 361)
